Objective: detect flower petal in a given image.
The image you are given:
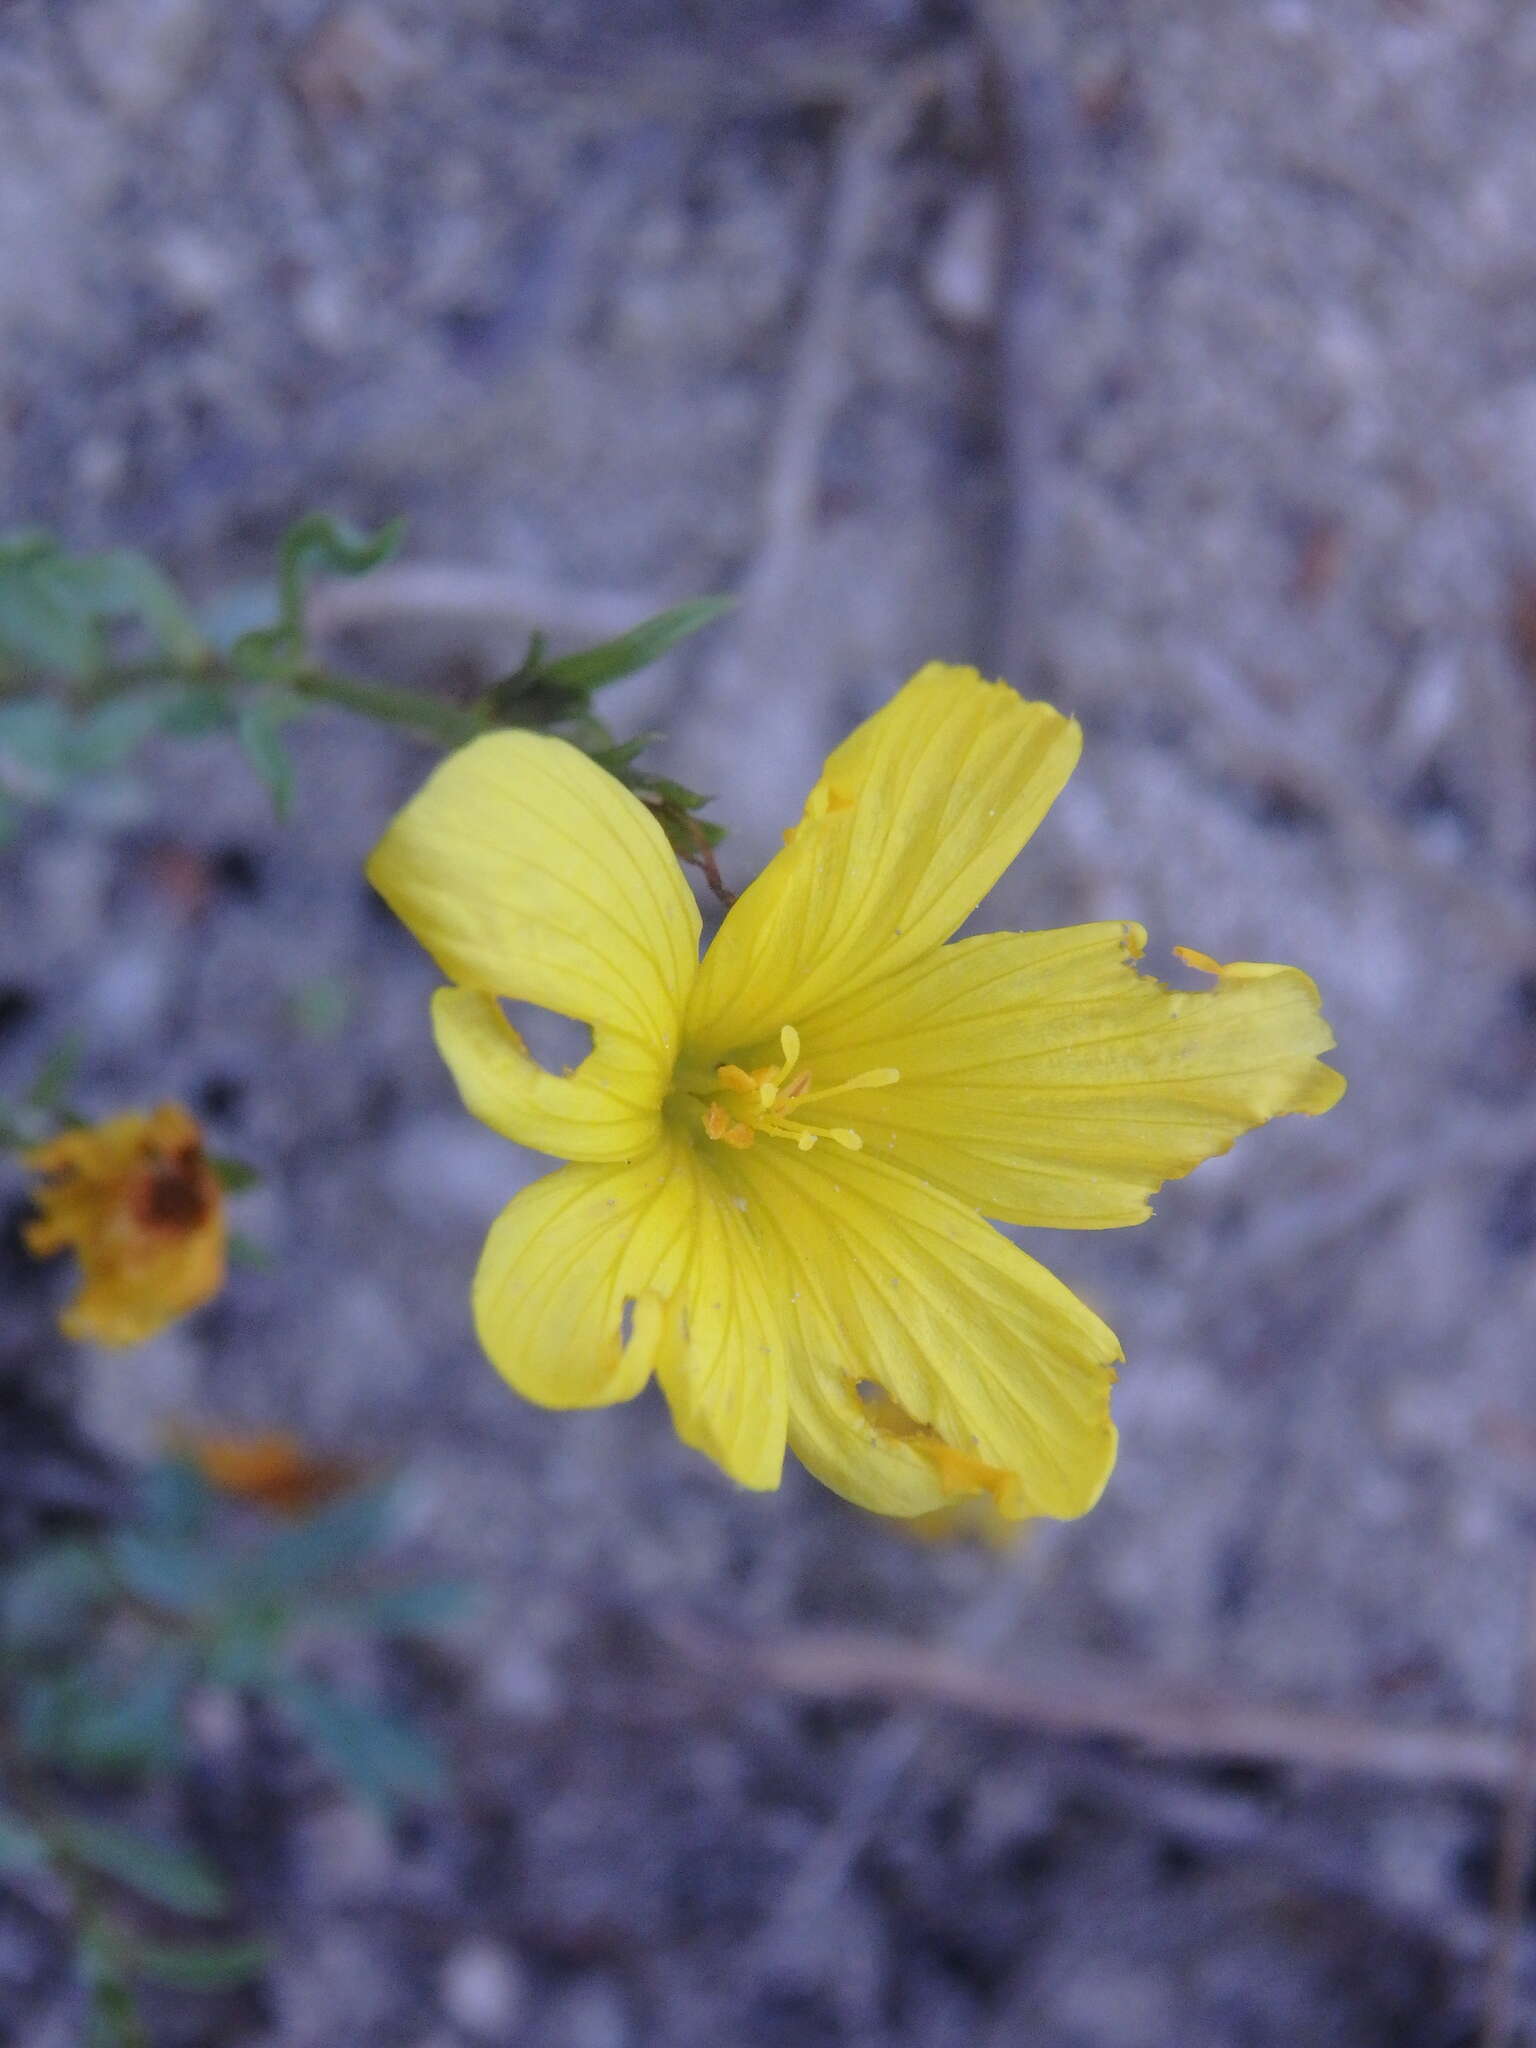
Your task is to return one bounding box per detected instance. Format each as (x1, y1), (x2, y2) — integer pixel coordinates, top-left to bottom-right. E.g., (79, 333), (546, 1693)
(431, 988), (666, 1163)
(368, 733), (701, 1161)
(739, 1143), (1120, 1520)
(810, 923), (1346, 1228)
(473, 1136), (787, 1490)
(685, 665), (1080, 1061)
(24, 1105), (225, 1347)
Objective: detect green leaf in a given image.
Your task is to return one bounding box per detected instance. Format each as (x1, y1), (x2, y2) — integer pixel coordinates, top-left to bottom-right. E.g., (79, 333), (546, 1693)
(538, 596), (733, 694)
(645, 773), (716, 812)
(0, 683), (220, 808)
(0, 532), (203, 676)
(26, 1033), (83, 1114)
(132, 1936), (269, 1992)
(107, 1530), (223, 1616)
(136, 1457), (213, 1540)
(68, 688), (186, 773)
(73, 1654), (192, 1769)
(276, 513), (404, 640)
(226, 1231), (272, 1271)
(202, 1605), (288, 1690)
(239, 1482), (395, 1598)
(36, 1657), (190, 1775)
(0, 698), (73, 783)
(234, 514), (403, 678)
(82, 1954), (146, 2048)
(209, 1154), (260, 1193)
(63, 549), (205, 666)
(0, 533), (104, 674)
(324, 1578), (478, 1638)
(235, 698), (297, 820)
(0, 1541), (112, 1653)
(56, 1818), (227, 1917)
(155, 682), (233, 736)
(635, 775), (726, 857)
(587, 730), (662, 775)
(278, 1677), (446, 1814)
(0, 1806), (49, 1874)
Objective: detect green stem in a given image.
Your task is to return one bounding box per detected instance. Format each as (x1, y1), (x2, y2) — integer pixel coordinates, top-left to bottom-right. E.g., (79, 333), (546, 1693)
(57, 648), (483, 750)
(286, 665), (483, 748)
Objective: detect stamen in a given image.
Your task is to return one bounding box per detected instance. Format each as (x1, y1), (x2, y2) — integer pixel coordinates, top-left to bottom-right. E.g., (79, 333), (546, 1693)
(700, 1029), (900, 1155)
(702, 1102), (755, 1148)
(757, 1025), (802, 1109)
(793, 1066), (900, 1110)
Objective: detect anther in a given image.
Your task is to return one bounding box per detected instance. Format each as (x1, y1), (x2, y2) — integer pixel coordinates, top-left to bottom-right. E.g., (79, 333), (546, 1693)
(702, 1027), (900, 1155)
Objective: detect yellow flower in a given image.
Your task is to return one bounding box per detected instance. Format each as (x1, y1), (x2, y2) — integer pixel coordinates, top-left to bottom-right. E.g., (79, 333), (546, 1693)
(367, 665), (1344, 1520)
(24, 1104), (226, 1346)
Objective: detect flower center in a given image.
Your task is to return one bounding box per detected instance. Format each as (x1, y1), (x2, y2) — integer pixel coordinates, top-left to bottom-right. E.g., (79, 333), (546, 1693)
(699, 1025), (898, 1153)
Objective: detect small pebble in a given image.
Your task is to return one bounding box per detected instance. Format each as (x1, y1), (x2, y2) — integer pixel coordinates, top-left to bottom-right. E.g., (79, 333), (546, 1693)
(439, 1938), (526, 2041)
(922, 185), (1002, 332)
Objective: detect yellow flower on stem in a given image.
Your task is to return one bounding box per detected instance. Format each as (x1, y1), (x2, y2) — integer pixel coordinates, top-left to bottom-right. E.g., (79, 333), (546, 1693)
(24, 1104), (226, 1346)
(367, 665), (1344, 1521)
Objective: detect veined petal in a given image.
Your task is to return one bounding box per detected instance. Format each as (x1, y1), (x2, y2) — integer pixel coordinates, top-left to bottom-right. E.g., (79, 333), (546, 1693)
(368, 733), (701, 1161)
(811, 923), (1346, 1228)
(740, 1143), (1120, 1521)
(473, 1135), (787, 1490)
(432, 989), (665, 1163)
(686, 665), (1080, 1061)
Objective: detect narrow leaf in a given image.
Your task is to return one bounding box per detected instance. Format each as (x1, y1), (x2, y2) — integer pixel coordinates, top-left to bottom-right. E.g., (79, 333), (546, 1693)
(539, 596), (733, 693)
(235, 700), (296, 820)
(26, 1034), (83, 1113)
(0, 699), (73, 782)
(136, 1457), (213, 1540)
(56, 1819), (227, 1917)
(203, 1608), (287, 1690)
(132, 1937), (269, 1992)
(0, 1807), (48, 1874)
(0, 535), (101, 674)
(276, 513), (404, 639)
(324, 1578), (478, 1638)
(278, 1677), (446, 1814)
(0, 533), (203, 674)
(209, 1154), (260, 1193)
(107, 1530), (222, 1616)
(226, 1232), (272, 1271)
(0, 1542), (112, 1652)
(238, 1481), (395, 1599)
(54, 1657), (192, 1773)
(65, 550), (205, 665)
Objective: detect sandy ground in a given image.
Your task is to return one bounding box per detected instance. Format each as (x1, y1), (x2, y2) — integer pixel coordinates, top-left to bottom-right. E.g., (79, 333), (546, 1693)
(3, 2), (1536, 2042)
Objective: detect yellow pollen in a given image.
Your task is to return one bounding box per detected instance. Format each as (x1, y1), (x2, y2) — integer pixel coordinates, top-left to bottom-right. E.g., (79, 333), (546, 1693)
(700, 1025), (899, 1153)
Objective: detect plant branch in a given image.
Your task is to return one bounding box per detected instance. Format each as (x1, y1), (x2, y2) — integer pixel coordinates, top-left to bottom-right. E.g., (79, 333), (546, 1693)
(662, 1618), (1521, 1791)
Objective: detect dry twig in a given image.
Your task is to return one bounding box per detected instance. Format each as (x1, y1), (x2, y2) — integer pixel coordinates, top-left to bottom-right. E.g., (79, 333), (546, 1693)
(746, 1577), (1024, 1976)
(706, 52), (959, 724)
(665, 1619), (1520, 1792)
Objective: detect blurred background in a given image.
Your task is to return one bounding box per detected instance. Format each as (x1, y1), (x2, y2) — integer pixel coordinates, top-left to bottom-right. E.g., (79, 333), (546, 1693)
(3, 1), (1536, 2043)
